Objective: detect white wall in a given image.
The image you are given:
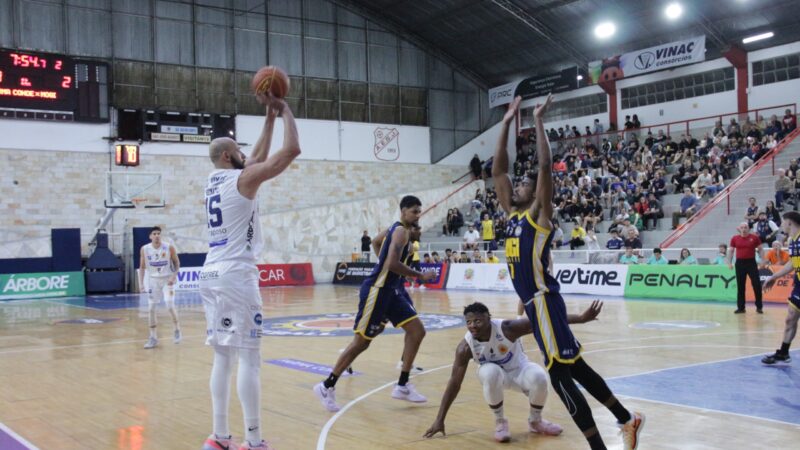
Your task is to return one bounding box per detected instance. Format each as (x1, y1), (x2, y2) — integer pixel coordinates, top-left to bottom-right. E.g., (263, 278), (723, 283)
(0, 114), (431, 163)
(748, 41), (800, 112)
(435, 120), (514, 166)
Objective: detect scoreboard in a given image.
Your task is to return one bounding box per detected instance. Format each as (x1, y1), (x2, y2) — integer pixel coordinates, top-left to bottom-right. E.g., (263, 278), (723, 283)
(0, 48), (108, 122)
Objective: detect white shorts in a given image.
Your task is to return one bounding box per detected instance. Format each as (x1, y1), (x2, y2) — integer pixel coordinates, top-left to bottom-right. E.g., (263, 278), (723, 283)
(479, 362), (545, 393)
(200, 261), (262, 349)
(146, 276), (174, 305)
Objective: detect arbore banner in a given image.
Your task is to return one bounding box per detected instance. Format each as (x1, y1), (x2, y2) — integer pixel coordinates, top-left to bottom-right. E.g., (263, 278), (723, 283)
(553, 264), (627, 296)
(589, 36), (706, 84)
(0, 271), (85, 300)
(258, 263), (315, 287)
(624, 264), (736, 301)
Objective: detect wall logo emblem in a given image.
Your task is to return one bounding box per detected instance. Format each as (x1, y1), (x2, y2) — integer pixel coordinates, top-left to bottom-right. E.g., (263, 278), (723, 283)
(634, 51), (656, 70)
(261, 313), (463, 337)
(497, 268), (509, 280)
(335, 263), (348, 281)
(374, 127), (400, 161)
(464, 268), (474, 280)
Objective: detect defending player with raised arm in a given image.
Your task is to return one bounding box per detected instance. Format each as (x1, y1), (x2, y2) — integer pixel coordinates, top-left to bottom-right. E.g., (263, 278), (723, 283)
(424, 301), (603, 443)
(489, 95), (644, 450)
(761, 211), (800, 365)
(314, 196), (436, 412)
(139, 226), (181, 349)
(200, 93), (300, 450)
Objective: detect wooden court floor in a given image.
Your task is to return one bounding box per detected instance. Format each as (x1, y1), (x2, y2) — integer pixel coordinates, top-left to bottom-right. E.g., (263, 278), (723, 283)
(0, 285), (798, 449)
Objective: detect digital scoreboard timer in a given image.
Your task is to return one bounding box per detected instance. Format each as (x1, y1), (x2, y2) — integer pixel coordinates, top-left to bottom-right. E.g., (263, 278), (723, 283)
(0, 49), (76, 111)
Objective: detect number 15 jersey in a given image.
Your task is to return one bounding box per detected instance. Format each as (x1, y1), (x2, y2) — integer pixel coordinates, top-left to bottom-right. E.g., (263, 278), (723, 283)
(204, 169), (263, 265)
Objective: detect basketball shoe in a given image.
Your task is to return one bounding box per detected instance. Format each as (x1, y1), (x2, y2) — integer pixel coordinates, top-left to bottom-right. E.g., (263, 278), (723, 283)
(494, 418), (511, 443)
(202, 434), (238, 450)
(174, 329), (182, 344)
(144, 337), (158, 349)
(313, 382), (340, 412)
(620, 411), (645, 450)
(529, 418), (563, 436)
(391, 383), (427, 403)
(762, 351), (791, 364)
(239, 440), (273, 450)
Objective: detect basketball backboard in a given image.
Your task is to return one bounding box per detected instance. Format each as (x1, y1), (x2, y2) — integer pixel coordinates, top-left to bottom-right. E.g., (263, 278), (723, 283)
(105, 171), (165, 208)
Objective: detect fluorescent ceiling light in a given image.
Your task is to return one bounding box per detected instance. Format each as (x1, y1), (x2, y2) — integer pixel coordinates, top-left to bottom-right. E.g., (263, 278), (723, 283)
(594, 22), (616, 39)
(665, 3), (683, 20)
(742, 32), (774, 44)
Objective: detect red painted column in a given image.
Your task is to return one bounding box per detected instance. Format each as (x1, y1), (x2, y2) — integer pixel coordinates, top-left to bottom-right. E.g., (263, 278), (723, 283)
(598, 79), (617, 130)
(723, 45), (748, 114)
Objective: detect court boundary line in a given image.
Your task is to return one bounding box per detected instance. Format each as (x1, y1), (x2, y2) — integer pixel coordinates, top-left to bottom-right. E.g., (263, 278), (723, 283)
(0, 421), (39, 450)
(316, 341), (792, 449)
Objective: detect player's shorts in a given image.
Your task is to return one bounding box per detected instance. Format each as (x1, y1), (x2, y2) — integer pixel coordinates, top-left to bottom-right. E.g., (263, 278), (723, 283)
(477, 362), (545, 394)
(354, 283), (418, 339)
(524, 291), (582, 369)
(789, 281), (800, 312)
(145, 276), (173, 305)
(200, 261), (262, 349)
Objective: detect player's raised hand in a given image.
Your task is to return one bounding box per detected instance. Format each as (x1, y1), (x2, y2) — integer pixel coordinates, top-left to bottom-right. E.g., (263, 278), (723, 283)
(502, 96), (522, 125)
(423, 419), (446, 438)
(579, 300), (603, 323)
(763, 276), (776, 292)
(533, 93), (553, 119)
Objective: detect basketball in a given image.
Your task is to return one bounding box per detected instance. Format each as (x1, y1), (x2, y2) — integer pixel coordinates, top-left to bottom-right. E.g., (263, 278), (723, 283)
(251, 66), (290, 98)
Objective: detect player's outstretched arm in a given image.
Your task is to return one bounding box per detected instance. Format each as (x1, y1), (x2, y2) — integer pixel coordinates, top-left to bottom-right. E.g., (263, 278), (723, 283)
(566, 300), (603, 324)
(764, 263), (793, 291)
(531, 94), (554, 221)
(492, 96), (522, 214)
(423, 340), (471, 439)
(246, 94), (281, 166)
(238, 102), (301, 199)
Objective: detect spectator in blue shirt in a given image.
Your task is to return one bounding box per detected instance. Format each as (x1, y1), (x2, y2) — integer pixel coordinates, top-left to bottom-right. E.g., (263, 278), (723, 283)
(647, 248), (669, 265)
(679, 248), (698, 265)
(619, 246), (639, 264)
(671, 188), (699, 229)
(606, 230), (624, 250)
(712, 244), (728, 265)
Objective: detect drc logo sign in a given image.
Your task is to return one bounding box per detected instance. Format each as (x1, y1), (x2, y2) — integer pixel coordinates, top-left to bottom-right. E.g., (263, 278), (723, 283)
(261, 313), (463, 337)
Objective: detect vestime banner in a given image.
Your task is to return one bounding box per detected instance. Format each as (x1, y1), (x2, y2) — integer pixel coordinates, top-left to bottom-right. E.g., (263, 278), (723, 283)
(624, 264), (736, 301)
(0, 271), (85, 300)
(589, 36), (706, 84)
(553, 264), (627, 296)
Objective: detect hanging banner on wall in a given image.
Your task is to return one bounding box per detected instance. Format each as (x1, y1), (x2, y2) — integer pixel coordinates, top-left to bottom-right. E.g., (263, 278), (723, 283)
(487, 67), (581, 108)
(589, 36), (706, 84)
(488, 81), (519, 108)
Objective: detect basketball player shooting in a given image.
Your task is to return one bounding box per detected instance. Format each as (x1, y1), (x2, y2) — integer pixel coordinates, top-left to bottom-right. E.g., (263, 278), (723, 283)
(491, 95), (644, 450)
(199, 92), (300, 450)
(139, 225), (181, 349)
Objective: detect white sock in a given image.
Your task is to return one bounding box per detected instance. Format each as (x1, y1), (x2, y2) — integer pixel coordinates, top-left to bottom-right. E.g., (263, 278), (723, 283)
(492, 405), (505, 422)
(238, 347), (262, 445)
(211, 346), (236, 438)
(529, 406), (542, 423)
(149, 326), (157, 339)
(148, 304), (158, 338)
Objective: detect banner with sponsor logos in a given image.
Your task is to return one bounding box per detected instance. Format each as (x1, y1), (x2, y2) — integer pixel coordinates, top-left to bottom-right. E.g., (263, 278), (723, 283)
(257, 263), (314, 287)
(624, 264), (736, 301)
(554, 264), (627, 296)
(332, 262), (376, 285)
(0, 271), (85, 300)
(445, 263), (514, 291)
(589, 36), (706, 84)
(488, 67), (580, 108)
(745, 265), (790, 304)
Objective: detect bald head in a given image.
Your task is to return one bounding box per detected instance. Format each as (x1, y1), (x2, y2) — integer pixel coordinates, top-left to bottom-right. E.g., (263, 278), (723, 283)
(209, 137), (238, 164)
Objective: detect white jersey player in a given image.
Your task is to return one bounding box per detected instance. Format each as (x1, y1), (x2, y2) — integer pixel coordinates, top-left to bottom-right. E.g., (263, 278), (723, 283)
(138, 226), (181, 349)
(425, 301), (602, 443)
(200, 93), (300, 450)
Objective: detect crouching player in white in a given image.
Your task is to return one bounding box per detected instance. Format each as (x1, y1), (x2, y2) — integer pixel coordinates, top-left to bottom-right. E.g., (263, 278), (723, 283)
(138, 226), (181, 349)
(200, 93), (300, 450)
(424, 300), (602, 443)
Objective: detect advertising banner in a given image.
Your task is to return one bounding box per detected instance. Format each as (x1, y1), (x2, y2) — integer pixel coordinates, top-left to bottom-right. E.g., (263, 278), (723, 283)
(553, 264), (627, 296)
(445, 263), (514, 292)
(0, 271), (85, 300)
(257, 263), (314, 287)
(404, 263), (449, 289)
(488, 67), (580, 108)
(488, 81), (518, 108)
(624, 264), (736, 301)
(745, 265), (791, 304)
(174, 267), (202, 291)
(332, 262), (375, 285)
(589, 36), (706, 84)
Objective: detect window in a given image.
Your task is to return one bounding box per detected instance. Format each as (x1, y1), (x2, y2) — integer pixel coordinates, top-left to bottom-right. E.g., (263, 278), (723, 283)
(519, 93), (607, 125)
(621, 67), (734, 109)
(752, 53), (800, 87)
